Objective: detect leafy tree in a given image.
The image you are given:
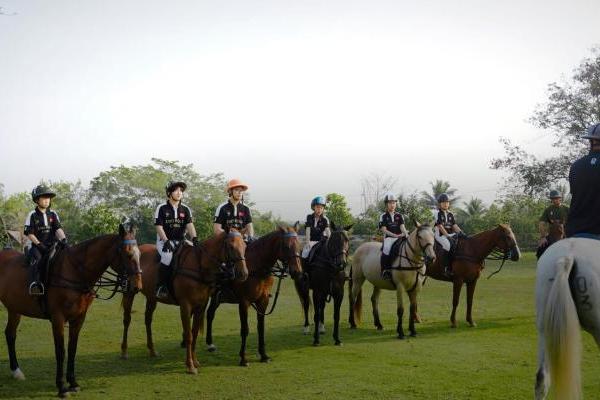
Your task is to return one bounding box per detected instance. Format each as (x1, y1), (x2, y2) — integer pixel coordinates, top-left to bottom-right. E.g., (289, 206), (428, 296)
(420, 179), (460, 208)
(491, 47), (600, 194)
(456, 197), (488, 235)
(325, 193), (354, 228)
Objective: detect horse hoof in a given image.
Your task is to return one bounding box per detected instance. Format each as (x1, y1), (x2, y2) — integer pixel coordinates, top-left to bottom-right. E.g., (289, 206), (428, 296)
(450, 323), (457, 329)
(11, 368), (25, 380)
(335, 341), (343, 346)
(120, 352), (128, 360)
(468, 321), (477, 328)
(68, 385), (81, 393)
(58, 390), (70, 398)
(186, 367), (198, 375)
(410, 333), (417, 338)
(207, 344), (217, 353)
(302, 326), (310, 335)
(397, 335), (405, 340)
(260, 356), (272, 363)
(239, 360), (249, 367)
(376, 326), (383, 331)
(312, 342), (320, 347)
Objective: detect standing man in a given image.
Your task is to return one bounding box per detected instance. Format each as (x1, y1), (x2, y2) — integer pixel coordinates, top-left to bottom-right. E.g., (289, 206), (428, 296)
(154, 180), (198, 299)
(566, 123), (600, 238)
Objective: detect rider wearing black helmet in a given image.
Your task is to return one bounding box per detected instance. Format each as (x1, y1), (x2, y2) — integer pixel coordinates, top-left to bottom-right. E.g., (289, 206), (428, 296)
(24, 185), (68, 296)
(379, 193), (407, 280)
(537, 190), (569, 250)
(433, 193), (464, 277)
(154, 180), (198, 299)
(301, 196), (331, 260)
(566, 123), (600, 238)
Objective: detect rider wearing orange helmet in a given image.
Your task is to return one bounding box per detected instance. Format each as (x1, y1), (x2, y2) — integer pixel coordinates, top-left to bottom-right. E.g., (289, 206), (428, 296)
(213, 179), (254, 239)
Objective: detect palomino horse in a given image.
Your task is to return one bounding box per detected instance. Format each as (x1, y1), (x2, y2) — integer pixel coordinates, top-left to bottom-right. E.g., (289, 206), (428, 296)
(536, 220), (565, 259)
(425, 224), (521, 328)
(349, 223), (436, 338)
(0, 222), (142, 397)
(205, 224), (302, 366)
(119, 229), (247, 374)
(293, 223), (352, 346)
(535, 238), (600, 400)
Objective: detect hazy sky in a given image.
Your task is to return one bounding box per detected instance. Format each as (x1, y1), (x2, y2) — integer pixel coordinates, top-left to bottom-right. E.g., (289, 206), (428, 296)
(1, 0), (598, 221)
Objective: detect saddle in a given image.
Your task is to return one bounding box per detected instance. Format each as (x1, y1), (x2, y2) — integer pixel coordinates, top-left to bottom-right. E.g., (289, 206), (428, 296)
(307, 240), (324, 265)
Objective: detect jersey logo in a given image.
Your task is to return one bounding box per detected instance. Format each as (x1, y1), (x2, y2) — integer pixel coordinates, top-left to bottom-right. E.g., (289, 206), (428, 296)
(165, 212), (170, 217)
(179, 213), (185, 218)
(592, 158), (597, 165)
(239, 211), (245, 217)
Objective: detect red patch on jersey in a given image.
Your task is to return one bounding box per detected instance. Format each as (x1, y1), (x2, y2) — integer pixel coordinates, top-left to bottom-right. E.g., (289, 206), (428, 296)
(239, 211), (245, 217)
(179, 213), (185, 218)
(49, 217), (54, 223)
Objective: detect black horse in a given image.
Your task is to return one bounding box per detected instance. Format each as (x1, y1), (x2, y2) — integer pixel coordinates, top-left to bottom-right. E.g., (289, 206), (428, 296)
(294, 223), (352, 346)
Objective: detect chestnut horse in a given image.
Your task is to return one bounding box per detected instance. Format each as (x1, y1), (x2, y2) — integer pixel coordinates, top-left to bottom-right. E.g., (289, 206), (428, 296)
(119, 229), (247, 374)
(349, 223), (436, 339)
(426, 224), (521, 328)
(205, 224), (302, 366)
(293, 224), (352, 346)
(0, 222), (142, 397)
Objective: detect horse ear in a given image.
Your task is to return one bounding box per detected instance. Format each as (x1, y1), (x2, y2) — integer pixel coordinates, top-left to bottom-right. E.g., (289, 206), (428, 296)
(293, 221), (300, 232)
(343, 224), (354, 232)
(330, 221), (337, 231)
(278, 225), (286, 232)
(414, 219), (421, 228)
(118, 223), (125, 238)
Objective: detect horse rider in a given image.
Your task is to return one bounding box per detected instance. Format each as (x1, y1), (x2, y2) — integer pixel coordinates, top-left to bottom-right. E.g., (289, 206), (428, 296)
(154, 180), (198, 299)
(301, 196), (331, 265)
(566, 123), (600, 239)
(537, 189), (569, 250)
(379, 193), (407, 280)
(433, 193), (465, 277)
(24, 185), (68, 296)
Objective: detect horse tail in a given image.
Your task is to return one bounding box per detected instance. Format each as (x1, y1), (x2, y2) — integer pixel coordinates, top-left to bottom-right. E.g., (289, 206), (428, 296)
(543, 255), (581, 400)
(349, 264), (363, 326)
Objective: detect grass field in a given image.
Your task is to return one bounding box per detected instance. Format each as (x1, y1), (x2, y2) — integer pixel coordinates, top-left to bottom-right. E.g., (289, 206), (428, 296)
(1, 252), (599, 399)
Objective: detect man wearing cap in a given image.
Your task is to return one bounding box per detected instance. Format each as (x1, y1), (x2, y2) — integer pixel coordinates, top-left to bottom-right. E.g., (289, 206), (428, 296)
(537, 190), (569, 248)
(213, 179), (254, 240)
(24, 185), (68, 295)
(154, 180), (198, 299)
(566, 123), (600, 238)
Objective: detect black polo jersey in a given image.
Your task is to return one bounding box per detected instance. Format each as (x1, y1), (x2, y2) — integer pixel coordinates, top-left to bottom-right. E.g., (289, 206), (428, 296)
(435, 210), (457, 232)
(213, 201), (252, 230)
(154, 202), (193, 240)
(379, 212), (405, 235)
(305, 214), (330, 241)
(24, 208), (62, 246)
(566, 152), (600, 236)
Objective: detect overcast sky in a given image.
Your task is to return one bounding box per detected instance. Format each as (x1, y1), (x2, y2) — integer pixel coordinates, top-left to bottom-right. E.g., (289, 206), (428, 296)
(1, 0), (598, 221)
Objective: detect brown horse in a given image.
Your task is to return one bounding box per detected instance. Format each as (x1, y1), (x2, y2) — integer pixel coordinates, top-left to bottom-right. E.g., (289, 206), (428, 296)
(0, 222), (142, 397)
(119, 229), (247, 374)
(536, 220), (565, 259)
(426, 224), (521, 328)
(205, 224), (302, 366)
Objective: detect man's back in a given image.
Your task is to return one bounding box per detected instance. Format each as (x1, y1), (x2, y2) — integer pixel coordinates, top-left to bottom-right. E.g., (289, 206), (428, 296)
(566, 151), (600, 236)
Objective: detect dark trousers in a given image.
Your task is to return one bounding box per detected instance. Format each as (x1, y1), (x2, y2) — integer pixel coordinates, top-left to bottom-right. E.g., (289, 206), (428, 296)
(28, 246), (45, 285)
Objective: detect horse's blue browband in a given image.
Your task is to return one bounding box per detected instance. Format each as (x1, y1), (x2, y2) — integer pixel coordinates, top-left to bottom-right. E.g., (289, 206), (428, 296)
(123, 239), (137, 245)
(283, 232), (298, 238)
(228, 231), (242, 238)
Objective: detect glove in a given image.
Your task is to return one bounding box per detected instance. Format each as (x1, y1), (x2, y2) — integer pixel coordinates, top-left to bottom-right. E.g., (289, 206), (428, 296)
(245, 236), (256, 244)
(192, 237), (199, 247)
(59, 238), (70, 248)
(35, 242), (48, 253)
(457, 231), (468, 239)
(162, 240), (175, 252)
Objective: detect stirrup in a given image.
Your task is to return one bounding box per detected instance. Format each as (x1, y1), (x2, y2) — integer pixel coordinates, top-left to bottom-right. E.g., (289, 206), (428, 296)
(29, 282), (45, 296)
(443, 267), (453, 277)
(381, 270), (392, 280)
(155, 286), (169, 299)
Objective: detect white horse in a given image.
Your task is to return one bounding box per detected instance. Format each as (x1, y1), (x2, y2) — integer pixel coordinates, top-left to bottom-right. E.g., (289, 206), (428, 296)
(349, 223), (436, 338)
(535, 238), (600, 400)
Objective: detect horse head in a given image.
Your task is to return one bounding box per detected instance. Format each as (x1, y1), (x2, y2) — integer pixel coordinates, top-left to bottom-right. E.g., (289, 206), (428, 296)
(277, 222), (303, 280)
(326, 222), (353, 269)
(548, 220), (566, 243)
(411, 221), (436, 265)
(223, 227), (248, 282)
(116, 219), (143, 293)
(497, 224), (521, 261)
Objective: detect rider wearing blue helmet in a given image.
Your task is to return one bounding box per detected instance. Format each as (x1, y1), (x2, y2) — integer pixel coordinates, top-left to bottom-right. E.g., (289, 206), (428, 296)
(301, 196), (331, 260)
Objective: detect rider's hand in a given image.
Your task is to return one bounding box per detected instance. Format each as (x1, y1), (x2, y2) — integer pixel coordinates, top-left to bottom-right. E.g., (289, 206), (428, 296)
(162, 240), (175, 252)
(59, 238), (69, 249)
(35, 242), (48, 252)
(538, 237), (548, 247)
(192, 237), (199, 247)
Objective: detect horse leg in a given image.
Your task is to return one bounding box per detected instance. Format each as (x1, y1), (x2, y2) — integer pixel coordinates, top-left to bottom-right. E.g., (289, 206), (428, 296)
(238, 301), (250, 366)
(319, 301), (326, 334)
(256, 296), (271, 362)
(408, 288), (418, 337)
(396, 286), (405, 339)
(144, 299), (159, 357)
(450, 278), (464, 328)
(205, 295), (219, 352)
(5, 311), (24, 380)
(66, 315), (86, 392)
(349, 271), (365, 329)
(191, 307), (204, 369)
(51, 315), (69, 397)
(179, 303), (196, 374)
(295, 278), (311, 334)
(312, 291), (322, 346)
(371, 287), (383, 330)
(466, 279), (478, 327)
(120, 293), (135, 359)
(333, 281), (344, 345)
(534, 334), (549, 400)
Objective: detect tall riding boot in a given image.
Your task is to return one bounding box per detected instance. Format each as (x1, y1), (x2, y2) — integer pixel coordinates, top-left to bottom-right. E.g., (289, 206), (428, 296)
(28, 257), (44, 296)
(155, 263), (170, 299)
(443, 250), (453, 277)
(380, 254), (392, 280)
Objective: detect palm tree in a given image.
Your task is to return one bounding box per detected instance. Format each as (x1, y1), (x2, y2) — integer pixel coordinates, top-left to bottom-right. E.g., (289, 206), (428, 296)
(461, 197), (487, 218)
(420, 179), (460, 208)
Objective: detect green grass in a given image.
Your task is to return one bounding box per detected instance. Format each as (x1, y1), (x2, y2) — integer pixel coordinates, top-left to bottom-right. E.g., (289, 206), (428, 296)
(1, 252), (599, 399)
